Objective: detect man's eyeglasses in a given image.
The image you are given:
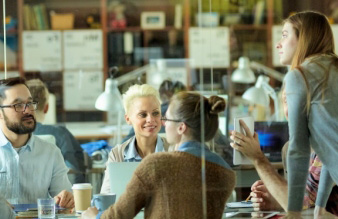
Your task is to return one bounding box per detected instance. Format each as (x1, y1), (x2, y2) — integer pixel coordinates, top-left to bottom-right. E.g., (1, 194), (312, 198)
(161, 116), (182, 123)
(0, 102), (38, 112)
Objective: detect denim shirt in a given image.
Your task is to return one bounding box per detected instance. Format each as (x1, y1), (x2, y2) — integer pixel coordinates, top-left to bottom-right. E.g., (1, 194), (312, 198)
(123, 136), (165, 162)
(177, 141), (230, 169)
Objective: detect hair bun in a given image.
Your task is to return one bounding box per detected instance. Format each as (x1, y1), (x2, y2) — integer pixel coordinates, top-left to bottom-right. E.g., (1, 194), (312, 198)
(208, 96), (226, 115)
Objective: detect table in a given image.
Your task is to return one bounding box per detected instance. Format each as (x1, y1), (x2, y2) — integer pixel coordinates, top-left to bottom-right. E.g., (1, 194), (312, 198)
(29, 208), (314, 219)
(222, 208), (315, 218)
(64, 122), (130, 142)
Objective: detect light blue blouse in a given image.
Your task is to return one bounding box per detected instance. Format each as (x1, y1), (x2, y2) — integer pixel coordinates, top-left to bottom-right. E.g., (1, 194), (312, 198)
(177, 141), (230, 169)
(123, 135), (165, 162)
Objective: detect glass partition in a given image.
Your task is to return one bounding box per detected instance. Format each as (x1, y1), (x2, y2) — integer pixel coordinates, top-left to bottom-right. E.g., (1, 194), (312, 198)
(1, 0), (337, 217)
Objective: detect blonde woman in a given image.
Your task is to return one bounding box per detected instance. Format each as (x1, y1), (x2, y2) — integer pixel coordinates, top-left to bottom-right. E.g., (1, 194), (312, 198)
(100, 84), (171, 193)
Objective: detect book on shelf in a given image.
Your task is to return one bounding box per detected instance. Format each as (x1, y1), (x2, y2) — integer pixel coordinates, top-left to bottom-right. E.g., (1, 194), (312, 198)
(108, 32), (142, 67)
(23, 4), (49, 30)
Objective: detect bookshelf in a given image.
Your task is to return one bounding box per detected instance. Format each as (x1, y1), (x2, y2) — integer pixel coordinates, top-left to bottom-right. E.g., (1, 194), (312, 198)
(13, 0), (189, 122)
(9, 0), (279, 122)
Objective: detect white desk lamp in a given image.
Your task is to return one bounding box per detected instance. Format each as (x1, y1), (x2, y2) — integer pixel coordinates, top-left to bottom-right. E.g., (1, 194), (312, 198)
(231, 56), (285, 83)
(242, 75), (270, 106)
(95, 67), (124, 144)
(231, 57), (284, 120)
(231, 56), (256, 83)
(242, 75), (282, 121)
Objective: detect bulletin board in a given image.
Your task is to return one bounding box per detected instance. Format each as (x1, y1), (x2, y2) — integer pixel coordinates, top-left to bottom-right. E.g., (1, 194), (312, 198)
(63, 70), (103, 110)
(63, 30), (103, 70)
(189, 27), (230, 68)
(22, 31), (62, 71)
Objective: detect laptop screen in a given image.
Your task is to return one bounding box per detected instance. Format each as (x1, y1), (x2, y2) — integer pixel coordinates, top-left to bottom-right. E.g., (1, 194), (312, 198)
(108, 162), (140, 201)
(255, 121), (289, 162)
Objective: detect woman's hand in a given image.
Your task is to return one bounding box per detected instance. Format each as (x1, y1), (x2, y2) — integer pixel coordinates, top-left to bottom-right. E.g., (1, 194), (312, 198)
(81, 207), (99, 219)
(230, 119), (265, 162)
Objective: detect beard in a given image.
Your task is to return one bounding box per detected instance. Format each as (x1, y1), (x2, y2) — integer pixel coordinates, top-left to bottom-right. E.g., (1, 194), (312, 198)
(3, 113), (36, 134)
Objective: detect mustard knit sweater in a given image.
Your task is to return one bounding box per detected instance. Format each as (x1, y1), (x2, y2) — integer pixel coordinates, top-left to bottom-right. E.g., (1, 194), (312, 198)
(101, 151), (236, 219)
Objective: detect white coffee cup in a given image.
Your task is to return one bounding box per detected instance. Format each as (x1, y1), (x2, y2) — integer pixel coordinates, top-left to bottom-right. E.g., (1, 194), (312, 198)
(72, 183), (92, 213)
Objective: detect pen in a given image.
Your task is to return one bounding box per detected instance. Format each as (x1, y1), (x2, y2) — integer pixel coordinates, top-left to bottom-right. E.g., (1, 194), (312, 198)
(245, 195), (251, 202)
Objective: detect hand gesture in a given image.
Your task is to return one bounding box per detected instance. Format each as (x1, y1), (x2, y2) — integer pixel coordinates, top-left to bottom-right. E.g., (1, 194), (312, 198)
(54, 190), (74, 208)
(230, 119), (264, 162)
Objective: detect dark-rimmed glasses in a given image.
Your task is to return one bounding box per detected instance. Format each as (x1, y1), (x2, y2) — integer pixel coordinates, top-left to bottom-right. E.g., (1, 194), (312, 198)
(161, 116), (182, 123)
(0, 102), (38, 112)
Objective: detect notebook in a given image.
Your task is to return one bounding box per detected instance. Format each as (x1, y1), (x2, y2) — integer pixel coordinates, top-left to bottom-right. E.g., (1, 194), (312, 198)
(13, 203), (65, 212)
(108, 162), (140, 201)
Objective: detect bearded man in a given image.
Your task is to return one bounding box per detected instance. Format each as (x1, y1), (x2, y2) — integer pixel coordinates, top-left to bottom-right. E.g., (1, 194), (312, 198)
(0, 77), (74, 208)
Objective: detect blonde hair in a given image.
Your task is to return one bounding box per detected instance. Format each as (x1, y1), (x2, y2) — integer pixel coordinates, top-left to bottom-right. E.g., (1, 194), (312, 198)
(284, 11), (338, 114)
(26, 79), (49, 111)
(122, 84), (161, 114)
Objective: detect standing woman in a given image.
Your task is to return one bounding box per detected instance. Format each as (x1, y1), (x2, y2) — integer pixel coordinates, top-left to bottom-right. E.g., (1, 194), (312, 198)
(82, 91), (235, 219)
(100, 84), (171, 193)
(276, 11), (338, 217)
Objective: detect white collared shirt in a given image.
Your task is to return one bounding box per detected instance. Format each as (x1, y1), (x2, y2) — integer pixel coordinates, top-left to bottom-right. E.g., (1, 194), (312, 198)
(0, 130), (72, 204)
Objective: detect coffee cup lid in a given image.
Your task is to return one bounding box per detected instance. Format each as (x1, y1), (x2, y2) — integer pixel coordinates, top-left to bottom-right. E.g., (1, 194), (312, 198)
(72, 183), (92, 190)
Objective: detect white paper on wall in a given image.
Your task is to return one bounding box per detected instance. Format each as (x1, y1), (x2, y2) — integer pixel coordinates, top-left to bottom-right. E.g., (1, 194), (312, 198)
(23, 31), (62, 71)
(63, 70), (103, 110)
(332, 25), (338, 55)
(189, 27), (230, 68)
(63, 30), (103, 70)
(272, 25), (283, 67)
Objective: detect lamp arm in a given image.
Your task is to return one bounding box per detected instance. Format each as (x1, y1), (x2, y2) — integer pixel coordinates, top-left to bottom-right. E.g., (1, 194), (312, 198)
(115, 65), (150, 86)
(250, 61), (284, 82)
(261, 82), (281, 121)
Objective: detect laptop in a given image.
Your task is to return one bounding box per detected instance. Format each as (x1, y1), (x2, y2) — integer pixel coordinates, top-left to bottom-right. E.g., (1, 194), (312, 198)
(255, 121), (289, 162)
(108, 162), (140, 201)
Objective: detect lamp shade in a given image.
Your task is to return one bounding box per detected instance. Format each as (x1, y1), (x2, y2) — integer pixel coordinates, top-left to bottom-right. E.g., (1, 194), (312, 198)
(95, 78), (124, 112)
(231, 57), (256, 84)
(242, 86), (269, 106)
(242, 75), (270, 106)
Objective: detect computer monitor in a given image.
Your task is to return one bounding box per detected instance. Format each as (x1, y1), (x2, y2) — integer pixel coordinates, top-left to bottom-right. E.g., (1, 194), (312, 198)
(255, 121), (289, 162)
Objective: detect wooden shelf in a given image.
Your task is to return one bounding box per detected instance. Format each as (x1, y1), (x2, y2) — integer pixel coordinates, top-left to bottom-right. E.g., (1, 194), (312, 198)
(189, 25), (267, 30)
(21, 28), (102, 31)
(107, 26), (182, 32)
(0, 31), (18, 36)
(230, 24), (268, 30)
